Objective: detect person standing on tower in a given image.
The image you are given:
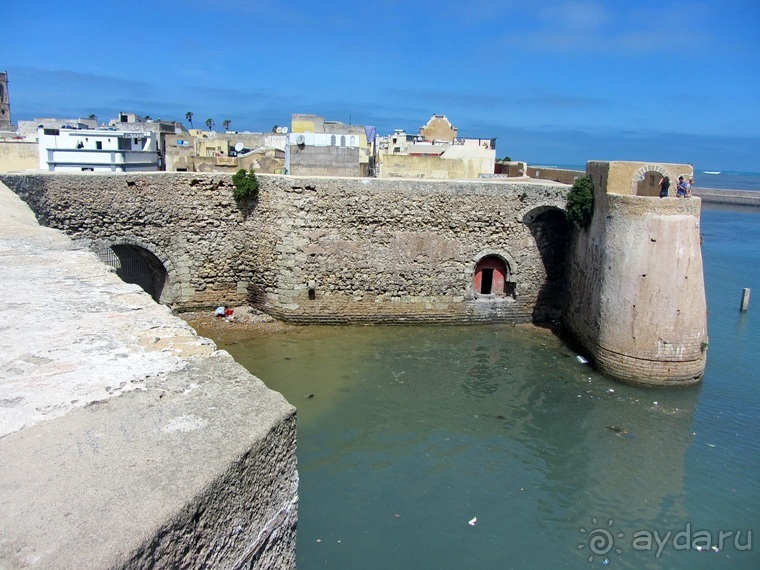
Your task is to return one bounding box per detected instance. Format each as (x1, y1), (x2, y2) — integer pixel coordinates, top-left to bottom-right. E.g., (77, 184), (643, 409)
(658, 176), (670, 198)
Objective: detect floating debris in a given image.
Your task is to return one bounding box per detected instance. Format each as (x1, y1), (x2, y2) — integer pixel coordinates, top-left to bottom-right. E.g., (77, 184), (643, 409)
(605, 426), (632, 437)
(576, 355), (588, 364)
(480, 413), (506, 420)
(468, 517), (477, 526)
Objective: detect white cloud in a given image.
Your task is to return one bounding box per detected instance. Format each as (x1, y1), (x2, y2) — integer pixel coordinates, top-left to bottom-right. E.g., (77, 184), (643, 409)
(498, 0), (716, 54)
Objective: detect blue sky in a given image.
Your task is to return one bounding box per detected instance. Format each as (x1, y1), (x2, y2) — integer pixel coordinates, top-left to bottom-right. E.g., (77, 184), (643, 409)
(2, 0), (759, 171)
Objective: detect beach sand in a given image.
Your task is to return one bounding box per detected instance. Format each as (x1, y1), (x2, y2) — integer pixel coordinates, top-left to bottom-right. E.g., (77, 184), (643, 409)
(179, 306), (298, 345)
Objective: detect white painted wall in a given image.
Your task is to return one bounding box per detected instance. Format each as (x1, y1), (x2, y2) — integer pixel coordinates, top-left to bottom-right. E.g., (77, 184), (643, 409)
(38, 128), (158, 172)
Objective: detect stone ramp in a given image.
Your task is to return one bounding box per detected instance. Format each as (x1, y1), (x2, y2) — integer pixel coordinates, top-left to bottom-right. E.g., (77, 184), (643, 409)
(0, 181), (297, 568)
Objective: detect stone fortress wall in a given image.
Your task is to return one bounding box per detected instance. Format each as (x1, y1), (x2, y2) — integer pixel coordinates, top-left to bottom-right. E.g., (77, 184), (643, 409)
(264, 176), (572, 324)
(0, 161), (718, 566)
(2, 173), (574, 325)
(0, 165), (708, 387)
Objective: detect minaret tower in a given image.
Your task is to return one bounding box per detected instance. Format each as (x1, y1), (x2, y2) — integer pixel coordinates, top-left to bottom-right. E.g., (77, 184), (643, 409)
(0, 71), (12, 130)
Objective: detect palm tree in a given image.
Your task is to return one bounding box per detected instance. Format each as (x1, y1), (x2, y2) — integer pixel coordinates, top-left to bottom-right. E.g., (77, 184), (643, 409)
(223, 119), (231, 132)
(185, 111), (194, 129)
(205, 118), (214, 131)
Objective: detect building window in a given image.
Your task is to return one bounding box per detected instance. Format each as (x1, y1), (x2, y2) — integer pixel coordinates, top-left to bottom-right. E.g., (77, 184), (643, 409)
(330, 135), (336, 146)
(96, 141), (103, 150)
(350, 136), (356, 147)
(340, 135), (346, 147)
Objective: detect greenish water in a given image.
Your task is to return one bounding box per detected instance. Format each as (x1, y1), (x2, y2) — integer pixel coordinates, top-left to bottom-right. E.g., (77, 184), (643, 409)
(223, 206), (759, 569)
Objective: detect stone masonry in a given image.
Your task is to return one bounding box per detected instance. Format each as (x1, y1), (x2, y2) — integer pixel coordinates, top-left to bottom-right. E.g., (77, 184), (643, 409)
(564, 161), (707, 387)
(0, 181), (298, 568)
(0, 172), (573, 324)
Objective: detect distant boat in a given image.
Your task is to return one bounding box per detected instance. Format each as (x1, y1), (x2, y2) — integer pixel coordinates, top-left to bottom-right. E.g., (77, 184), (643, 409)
(703, 171), (721, 175)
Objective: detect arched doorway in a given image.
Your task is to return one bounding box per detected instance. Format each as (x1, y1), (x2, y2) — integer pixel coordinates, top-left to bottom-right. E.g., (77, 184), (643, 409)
(98, 244), (168, 303)
(474, 256), (514, 297)
(630, 164), (671, 196)
(636, 171), (664, 196)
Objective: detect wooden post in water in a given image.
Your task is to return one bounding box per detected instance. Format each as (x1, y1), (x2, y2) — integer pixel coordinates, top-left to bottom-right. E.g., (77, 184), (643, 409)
(740, 288), (751, 312)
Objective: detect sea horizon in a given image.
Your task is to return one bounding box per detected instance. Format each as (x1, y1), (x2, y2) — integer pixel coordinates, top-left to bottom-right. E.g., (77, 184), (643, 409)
(538, 163), (760, 193)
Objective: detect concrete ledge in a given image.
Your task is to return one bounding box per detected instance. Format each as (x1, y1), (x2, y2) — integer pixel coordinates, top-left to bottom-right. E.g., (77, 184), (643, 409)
(0, 182), (297, 568)
(692, 187), (760, 207)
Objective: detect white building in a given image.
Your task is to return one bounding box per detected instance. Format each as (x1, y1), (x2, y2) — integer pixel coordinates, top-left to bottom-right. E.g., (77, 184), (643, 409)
(38, 127), (159, 172)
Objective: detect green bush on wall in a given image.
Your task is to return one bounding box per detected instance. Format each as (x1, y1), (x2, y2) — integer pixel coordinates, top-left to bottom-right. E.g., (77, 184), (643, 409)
(566, 174), (594, 229)
(232, 169), (259, 201)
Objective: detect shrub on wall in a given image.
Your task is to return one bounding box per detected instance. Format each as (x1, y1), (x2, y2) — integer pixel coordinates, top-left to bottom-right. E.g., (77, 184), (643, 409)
(566, 175), (594, 229)
(232, 169), (259, 201)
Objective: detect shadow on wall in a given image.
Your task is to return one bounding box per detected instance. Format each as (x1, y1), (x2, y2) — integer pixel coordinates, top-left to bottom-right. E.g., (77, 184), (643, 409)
(98, 244), (167, 302)
(637, 170), (665, 197)
(526, 207), (574, 322)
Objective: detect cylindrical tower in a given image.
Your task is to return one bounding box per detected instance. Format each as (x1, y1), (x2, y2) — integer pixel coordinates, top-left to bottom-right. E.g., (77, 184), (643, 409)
(564, 161), (708, 387)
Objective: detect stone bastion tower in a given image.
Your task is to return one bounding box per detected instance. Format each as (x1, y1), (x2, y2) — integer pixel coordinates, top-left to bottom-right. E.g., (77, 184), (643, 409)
(564, 161), (708, 387)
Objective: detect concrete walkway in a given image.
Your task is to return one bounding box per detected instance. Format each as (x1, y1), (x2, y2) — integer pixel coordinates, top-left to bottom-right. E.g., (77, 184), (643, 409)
(693, 187), (760, 207)
(0, 180), (218, 437)
(0, 182), (297, 568)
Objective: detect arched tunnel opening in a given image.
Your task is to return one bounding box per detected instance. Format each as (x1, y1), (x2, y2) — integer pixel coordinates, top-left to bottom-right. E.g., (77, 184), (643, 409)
(98, 244), (168, 303)
(525, 207), (574, 323)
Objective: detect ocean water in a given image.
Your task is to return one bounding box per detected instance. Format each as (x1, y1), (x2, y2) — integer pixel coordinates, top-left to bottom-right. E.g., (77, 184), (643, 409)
(692, 170), (760, 192)
(553, 164), (760, 193)
(223, 205), (759, 569)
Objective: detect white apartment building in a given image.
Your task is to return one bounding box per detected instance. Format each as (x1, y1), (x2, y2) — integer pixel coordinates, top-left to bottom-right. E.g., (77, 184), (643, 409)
(38, 127), (159, 172)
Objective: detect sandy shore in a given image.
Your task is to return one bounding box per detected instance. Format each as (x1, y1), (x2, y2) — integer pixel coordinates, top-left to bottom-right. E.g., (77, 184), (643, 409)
(178, 305), (565, 349)
(178, 306), (299, 345)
